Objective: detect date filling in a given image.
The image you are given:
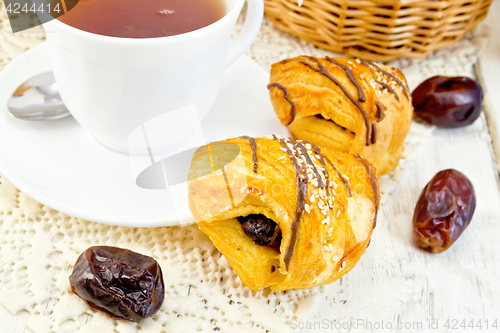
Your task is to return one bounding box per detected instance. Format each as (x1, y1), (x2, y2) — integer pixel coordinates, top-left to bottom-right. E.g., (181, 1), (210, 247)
(238, 214), (282, 248)
(315, 114), (356, 135)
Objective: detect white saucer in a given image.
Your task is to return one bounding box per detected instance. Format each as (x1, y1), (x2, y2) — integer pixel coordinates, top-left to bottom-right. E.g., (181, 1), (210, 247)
(0, 42), (289, 227)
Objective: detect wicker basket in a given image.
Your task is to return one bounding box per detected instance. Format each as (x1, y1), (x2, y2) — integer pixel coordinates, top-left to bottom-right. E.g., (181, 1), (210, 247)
(264, 0), (492, 61)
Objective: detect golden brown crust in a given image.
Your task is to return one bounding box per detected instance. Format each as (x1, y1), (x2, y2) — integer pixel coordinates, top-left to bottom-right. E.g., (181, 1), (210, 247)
(268, 56), (413, 175)
(187, 136), (379, 291)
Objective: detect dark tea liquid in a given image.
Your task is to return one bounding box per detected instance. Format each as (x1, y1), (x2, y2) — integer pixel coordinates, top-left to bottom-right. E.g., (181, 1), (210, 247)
(56, 0), (226, 38)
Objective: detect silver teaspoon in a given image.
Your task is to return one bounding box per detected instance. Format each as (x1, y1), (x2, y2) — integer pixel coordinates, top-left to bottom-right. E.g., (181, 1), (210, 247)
(8, 72), (71, 121)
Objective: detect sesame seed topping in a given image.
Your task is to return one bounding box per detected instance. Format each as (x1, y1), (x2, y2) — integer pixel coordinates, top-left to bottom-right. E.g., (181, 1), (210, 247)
(332, 255), (339, 262)
(336, 210), (341, 217)
(305, 204), (311, 214)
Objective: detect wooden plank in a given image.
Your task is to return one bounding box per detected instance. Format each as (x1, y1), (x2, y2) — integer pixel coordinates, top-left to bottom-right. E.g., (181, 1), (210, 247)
(0, 305), (29, 333)
(476, 0), (500, 171)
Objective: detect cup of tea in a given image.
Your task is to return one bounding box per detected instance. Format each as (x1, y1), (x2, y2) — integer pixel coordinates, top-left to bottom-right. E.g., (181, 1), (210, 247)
(42, 0), (263, 153)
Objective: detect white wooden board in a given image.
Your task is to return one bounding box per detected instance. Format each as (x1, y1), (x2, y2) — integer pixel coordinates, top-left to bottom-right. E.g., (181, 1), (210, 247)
(477, 0), (500, 170)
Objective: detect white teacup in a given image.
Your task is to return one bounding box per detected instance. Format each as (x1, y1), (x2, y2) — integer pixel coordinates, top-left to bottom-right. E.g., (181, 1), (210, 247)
(42, 0), (263, 153)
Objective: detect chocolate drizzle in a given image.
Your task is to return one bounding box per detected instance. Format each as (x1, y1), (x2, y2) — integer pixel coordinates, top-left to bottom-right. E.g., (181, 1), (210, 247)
(302, 140), (352, 198)
(366, 62), (409, 99)
(361, 60), (409, 102)
(371, 123), (377, 144)
(272, 135), (308, 269)
(239, 136), (258, 173)
(363, 60), (376, 79)
(325, 56), (366, 103)
(375, 101), (386, 122)
(262, 135), (357, 268)
(324, 157), (352, 197)
(299, 57), (371, 146)
(304, 141), (331, 196)
(267, 83), (296, 126)
(376, 80), (400, 102)
(295, 141), (325, 190)
(355, 155), (379, 228)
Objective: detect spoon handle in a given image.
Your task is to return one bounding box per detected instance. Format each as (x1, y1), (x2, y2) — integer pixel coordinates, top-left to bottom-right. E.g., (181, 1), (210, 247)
(9, 101), (67, 115)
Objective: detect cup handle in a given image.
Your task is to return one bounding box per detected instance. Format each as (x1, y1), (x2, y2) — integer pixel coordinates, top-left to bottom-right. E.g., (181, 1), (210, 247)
(225, 0), (264, 67)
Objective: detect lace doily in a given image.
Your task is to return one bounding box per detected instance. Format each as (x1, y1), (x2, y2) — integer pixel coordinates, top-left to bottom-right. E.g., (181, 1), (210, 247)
(0, 3), (489, 332)
(0, 3), (45, 71)
(0, 176), (320, 332)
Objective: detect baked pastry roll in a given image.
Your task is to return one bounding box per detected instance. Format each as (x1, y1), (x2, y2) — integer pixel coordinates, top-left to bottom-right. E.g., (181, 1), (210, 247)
(187, 136), (379, 291)
(268, 56), (413, 175)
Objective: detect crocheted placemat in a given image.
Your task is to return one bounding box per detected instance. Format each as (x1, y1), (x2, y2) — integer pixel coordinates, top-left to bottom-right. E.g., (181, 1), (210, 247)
(0, 3), (489, 332)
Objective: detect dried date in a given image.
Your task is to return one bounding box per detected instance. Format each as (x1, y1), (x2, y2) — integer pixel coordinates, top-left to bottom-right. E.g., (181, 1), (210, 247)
(238, 214), (282, 248)
(69, 246), (164, 321)
(413, 169), (476, 253)
(412, 76), (483, 128)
